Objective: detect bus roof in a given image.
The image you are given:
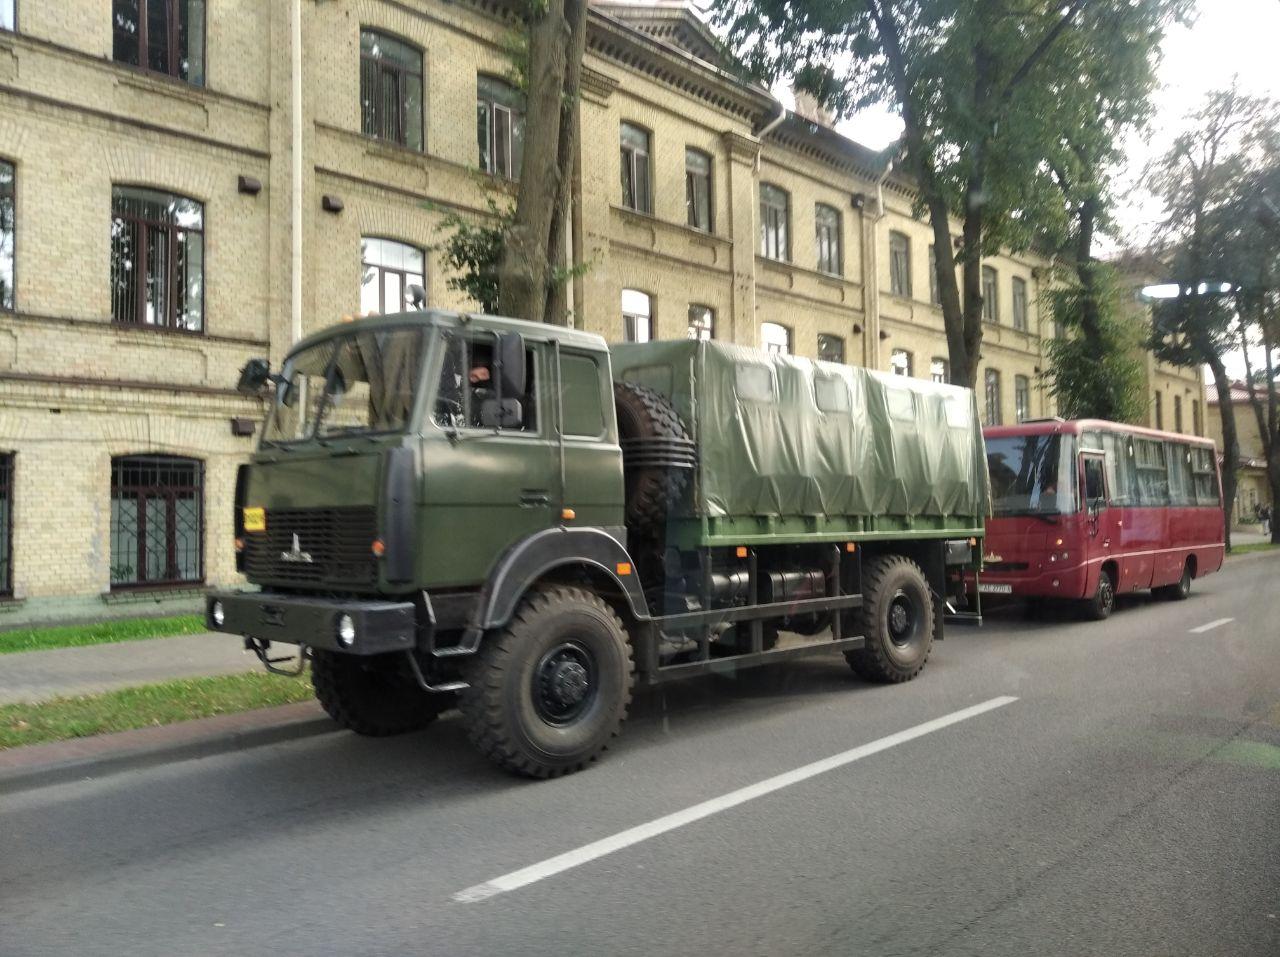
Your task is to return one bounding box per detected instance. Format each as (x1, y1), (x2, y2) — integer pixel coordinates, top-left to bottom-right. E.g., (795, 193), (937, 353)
(984, 418), (1218, 450)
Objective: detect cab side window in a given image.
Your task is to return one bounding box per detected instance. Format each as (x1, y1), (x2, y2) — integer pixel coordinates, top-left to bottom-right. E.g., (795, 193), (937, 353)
(1083, 457), (1106, 504)
(433, 332), (538, 433)
(561, 352), (606, 438)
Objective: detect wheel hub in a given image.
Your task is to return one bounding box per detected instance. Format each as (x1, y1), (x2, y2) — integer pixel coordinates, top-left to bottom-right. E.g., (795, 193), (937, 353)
(888, 591), (915, 645)
(534, 642), (596, 725)
(549, 660), (590, 707)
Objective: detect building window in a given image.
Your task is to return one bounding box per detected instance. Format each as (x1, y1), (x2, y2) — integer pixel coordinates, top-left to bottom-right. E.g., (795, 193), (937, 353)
(110, 186), (204, 332)
(889, 231), (911, 298)
(685, 148), (712, 231)
(982, 265), (998, 322)
(477, 75), (524, 179)
(622, 289), (651, 342)
(0, 160), (12, 311)
(760, 184), (789, 261)
(1174, 394), (1184, 433)
(761, 321), (791, 355)
(361, 238), (425, 317)
(930, 357), (949, 384)
(110, 455), (203, 588)
(1015, 374), (1031, 422)
(0, 453), (11, 597)
(112, 0), (206, 85)
(1154, 391), (1163, 430)
(620, 123), (652, 214)
(688, 304), (714, 340)
(0, 0), (12, 31)
(984, 369), (1002, 426)
(818, 333), (844, 364)
(1012, 276), (1028, 331)
(360, 30), (424, 150)
(815, 203), (842, 275)
(928, 244), (940, 305)
(890, 348), (912, 377)
(1193, 399), (1202, 436)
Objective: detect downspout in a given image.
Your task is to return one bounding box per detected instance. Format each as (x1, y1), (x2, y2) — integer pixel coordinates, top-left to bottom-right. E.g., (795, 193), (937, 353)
(863, 151), (896, 370)
(754, 99), (787, 173)
(290, 0), (304, 345)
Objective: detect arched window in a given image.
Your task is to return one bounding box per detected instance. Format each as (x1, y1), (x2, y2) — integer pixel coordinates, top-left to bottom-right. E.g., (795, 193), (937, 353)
(110, 455), (203, 587)
(112, 0), (206, 86)
(477, 75), (525, 178)
(110, 186), (204, 332)
(688, 304), (714, 341)
(760, 184), (789, 261)
(0, 159), (13, 312)
(622, 289), (652, 342)
(360, 29), (424, 150)
(620, 123), (652, 213)
(761, 321), (791, 355)
(361, 238), (425, 316)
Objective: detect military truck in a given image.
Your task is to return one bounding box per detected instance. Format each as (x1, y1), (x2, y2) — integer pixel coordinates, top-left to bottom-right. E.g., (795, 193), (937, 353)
(208, 310), (988, 777)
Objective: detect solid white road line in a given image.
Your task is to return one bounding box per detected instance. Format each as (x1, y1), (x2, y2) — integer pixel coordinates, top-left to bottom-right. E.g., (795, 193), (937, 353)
(1189, 617), (1234, 634)
(452, 695), (1020, 903)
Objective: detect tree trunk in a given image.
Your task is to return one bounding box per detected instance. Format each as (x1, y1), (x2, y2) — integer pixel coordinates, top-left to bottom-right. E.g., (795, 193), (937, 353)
(496, 0), (572, 324)
(541, 0), (587, 326)
(1074, 190), (1103, 342)
(1206, 354), (1240, 551)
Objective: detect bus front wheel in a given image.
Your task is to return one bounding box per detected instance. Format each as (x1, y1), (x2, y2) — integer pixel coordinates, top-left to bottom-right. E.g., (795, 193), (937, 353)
(1084, 568), (1116, 621)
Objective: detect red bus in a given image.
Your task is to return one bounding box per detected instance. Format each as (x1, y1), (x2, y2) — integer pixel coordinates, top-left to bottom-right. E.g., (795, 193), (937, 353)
(977, 419), (1225, 619)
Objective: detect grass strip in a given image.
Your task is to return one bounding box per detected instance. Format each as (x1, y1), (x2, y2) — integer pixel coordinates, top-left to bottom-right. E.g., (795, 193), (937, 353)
(0, 672), (314, 750)
(0, 615), (206, 655)
(1230, 542), (1279, 556)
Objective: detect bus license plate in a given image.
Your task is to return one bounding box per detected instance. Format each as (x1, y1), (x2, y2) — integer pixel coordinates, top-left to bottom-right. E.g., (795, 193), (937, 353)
(978, 583), (1013, 594)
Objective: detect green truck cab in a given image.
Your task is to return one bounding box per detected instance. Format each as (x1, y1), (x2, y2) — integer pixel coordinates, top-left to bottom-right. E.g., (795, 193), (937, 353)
(208, 310), (987, 777)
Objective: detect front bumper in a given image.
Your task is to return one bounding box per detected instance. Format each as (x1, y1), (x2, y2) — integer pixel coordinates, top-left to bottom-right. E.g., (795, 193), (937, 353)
(206, 590), (416, 655)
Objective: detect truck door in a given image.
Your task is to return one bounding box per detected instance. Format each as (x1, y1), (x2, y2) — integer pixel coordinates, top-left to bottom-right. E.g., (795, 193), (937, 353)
(420, 330), (557, 588)
(1081, 451), (1116, 594)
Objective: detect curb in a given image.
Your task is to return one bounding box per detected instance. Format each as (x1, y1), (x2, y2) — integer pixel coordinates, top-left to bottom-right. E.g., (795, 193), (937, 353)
(0, 701), (339, 796)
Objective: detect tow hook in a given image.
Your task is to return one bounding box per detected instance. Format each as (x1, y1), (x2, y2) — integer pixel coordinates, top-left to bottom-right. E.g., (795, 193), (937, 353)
(244, 636), (309, 676)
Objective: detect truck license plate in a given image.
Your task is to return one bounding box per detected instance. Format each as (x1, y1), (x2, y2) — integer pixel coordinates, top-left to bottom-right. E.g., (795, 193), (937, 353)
(978, 583), (1013, 594)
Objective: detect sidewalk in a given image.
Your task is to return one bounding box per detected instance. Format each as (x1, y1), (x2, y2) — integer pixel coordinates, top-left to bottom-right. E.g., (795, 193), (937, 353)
(0, 632), (267, 705)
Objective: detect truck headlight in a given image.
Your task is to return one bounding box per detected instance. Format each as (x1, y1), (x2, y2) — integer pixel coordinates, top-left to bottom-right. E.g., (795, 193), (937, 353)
(211, 600), (226, 628)
(336, 614), (356, 648)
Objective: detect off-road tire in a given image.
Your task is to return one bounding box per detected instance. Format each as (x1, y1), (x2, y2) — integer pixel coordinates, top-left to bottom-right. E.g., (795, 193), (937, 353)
(311, 650), (448, 736)
(1084, 567), (1117, 620)
(1154, 560), (1192, 601)
(459, 585), (634, 779)
(613, 381), (691, 536)
(845, 555), (934, 683)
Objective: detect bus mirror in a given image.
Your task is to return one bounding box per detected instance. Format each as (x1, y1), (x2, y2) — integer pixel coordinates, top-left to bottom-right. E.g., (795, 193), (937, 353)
(236, 358), (272, 395)
(495, 332), (526, 398)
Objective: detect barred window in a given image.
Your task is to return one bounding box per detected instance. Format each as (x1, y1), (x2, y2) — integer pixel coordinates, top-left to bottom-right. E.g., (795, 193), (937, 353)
(982, 265), (999, 322)
(360, 238), (425, 316)
(477, 75), (525, 179)
(760, 184), (789, 261)
(815, 204), (842, 275)
(984, 369), (1002, 426)
(688, 304), (714, 341)
(930, 357), (949, 384)
(889, 232), (911, 297)
(1015, 374), (1031, 422)
(1012, 276), (1029, 331)
(0, 159), (12, 311)
(112, 0), (206, 85)
(360, 30), (424, 150)
(620, 123), (652, 213)
(818, 333), (844, 364)
(0, 453), (11, 597)
(110, 186), (204, 332)
(110, 456), (203, 588)
(685, 148), (712, 231)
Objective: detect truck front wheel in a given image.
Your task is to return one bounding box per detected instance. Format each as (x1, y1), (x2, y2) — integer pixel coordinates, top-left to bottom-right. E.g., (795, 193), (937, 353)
(311, 650), (449, 736)
(460, 585), (635, 778)
(845, 555), (934, 683)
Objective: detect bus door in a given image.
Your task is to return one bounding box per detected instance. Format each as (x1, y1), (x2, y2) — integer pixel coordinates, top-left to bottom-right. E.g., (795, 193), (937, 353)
(1080, 451), (1117, 589)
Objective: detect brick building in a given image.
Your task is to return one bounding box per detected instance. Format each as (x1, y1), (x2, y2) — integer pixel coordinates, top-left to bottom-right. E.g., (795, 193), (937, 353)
(0, 0), (1204, 623)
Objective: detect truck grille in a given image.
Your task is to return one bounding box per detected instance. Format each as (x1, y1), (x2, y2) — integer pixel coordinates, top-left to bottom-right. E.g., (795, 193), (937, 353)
(243, 507), (378, 586)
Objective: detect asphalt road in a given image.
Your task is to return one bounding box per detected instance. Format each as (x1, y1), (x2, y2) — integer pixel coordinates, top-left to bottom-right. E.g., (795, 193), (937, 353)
(3, 556), (1279, 957)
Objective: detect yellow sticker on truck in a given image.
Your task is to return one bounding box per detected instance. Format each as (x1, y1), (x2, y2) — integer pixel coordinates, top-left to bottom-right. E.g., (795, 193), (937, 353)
(243, 507), (266, 532)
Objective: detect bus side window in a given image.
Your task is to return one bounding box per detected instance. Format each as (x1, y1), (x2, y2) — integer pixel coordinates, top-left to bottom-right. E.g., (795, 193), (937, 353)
(1084, 457), (1106, 506)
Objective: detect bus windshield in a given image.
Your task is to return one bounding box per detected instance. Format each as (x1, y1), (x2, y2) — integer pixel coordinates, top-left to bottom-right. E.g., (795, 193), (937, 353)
(263, 327), (425, 444)
(987, 433), (1079, 517)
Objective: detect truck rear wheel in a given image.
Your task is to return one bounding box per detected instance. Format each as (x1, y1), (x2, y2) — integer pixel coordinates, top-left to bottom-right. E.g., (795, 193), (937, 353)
(311, 650), (449, 736)
(613, 381), (691, 536)
(459, 585), (634, 778)
(845, 555), (934, 683)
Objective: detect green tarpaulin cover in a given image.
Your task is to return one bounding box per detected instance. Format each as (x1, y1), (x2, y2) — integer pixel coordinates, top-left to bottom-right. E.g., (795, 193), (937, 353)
(611, 340), (989, 528)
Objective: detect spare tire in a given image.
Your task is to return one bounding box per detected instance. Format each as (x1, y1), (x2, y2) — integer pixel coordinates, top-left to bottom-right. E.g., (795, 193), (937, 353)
(613, 381), (692, 536)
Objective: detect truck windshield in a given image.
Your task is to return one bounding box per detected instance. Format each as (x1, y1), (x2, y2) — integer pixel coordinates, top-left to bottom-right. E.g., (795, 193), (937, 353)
(987, 433), (1078, 516)
(263, 328), (424, 444)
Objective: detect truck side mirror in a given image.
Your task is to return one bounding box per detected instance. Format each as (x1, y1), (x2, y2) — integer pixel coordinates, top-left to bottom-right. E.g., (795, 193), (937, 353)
(236, 358), (272, 396)
(495, 332), (526, 399)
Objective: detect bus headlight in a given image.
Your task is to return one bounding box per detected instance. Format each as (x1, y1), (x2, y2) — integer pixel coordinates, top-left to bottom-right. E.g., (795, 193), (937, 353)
(336, 614), (356, 648)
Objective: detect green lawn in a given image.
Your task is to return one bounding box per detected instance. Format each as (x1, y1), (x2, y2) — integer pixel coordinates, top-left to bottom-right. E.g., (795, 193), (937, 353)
(1230, 541), (1279, 556)
(0, 672), (314, 750)
(0, 614), (206, 655)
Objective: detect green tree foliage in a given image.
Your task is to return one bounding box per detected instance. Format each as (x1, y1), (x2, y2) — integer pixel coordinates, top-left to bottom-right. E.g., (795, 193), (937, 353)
(711, 0), (1187, 388)
(1044, 270), (1148, 423)
(430, 199), (512, 314)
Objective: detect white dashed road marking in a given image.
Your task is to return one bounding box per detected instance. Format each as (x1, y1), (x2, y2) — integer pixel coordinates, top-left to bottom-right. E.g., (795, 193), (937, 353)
(453, 695), (1020, 903)
(1189, 618), (1234, 634)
